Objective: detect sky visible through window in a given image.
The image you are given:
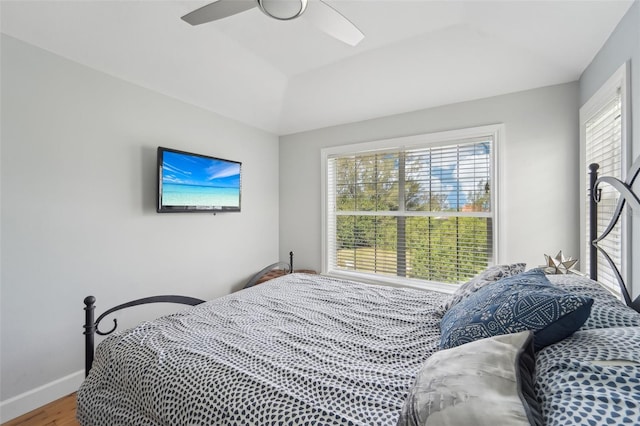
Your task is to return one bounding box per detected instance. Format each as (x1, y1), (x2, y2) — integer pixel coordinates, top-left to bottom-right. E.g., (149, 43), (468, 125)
(405, 141), (491, 211)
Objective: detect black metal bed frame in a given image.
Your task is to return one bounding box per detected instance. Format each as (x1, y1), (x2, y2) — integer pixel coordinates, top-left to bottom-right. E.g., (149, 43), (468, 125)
(589, 156), (640, 312)
(83, 252), (295, 376)
(244, 251), (294, 289)
(83, 295), (205, 377)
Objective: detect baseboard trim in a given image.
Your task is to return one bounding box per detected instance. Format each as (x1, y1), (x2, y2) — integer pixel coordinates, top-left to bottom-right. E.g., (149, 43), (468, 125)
(0, 369), (84, 423)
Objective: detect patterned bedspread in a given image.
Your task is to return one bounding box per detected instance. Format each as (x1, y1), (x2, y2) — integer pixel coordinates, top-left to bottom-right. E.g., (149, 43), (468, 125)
(537, 274), (640, 426)
(77, 274), (447, 425)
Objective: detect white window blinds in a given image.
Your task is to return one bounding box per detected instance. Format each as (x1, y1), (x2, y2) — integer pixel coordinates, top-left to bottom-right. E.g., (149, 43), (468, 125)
(326, 137), (495, 285)
(584, 89), (623, 295)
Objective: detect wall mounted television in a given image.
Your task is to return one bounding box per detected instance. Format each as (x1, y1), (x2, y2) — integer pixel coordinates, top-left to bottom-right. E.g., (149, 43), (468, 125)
(157, 147), (241, 213)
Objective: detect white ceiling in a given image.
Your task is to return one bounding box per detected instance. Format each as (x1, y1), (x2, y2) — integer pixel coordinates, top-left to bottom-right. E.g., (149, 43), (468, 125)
(0, 0), (633, 135)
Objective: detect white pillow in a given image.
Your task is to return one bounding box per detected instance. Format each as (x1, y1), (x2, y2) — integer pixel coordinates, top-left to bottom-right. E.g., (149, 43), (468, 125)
(397, 331), (542, 426)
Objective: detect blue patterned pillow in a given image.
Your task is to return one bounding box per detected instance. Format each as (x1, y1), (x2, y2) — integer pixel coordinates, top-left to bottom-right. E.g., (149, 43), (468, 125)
(440, 269), (594, 351)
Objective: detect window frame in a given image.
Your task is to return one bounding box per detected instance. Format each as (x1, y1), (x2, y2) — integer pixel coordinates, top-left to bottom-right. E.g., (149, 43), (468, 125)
(321, 124), (505, 292)
(579, 62), (630, 293)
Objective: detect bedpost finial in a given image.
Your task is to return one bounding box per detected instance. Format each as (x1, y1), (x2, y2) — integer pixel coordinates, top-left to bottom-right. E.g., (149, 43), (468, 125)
(589, 163), (600, 172)
(289, 251), (294, 273)
(84, 296), (96, 306)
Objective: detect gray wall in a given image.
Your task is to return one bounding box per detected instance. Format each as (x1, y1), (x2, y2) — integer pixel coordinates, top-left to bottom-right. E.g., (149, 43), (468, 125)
(0, 35), (280, 406)
(579, 0), (639, 297)
(279, 82), (580, 275)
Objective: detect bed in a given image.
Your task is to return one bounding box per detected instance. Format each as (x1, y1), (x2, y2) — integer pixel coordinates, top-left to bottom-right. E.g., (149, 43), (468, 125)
(77, 159), (640, 426)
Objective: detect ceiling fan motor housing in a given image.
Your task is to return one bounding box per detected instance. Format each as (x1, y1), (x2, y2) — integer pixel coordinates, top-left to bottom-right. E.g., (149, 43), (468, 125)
(257, 0), (308, 20)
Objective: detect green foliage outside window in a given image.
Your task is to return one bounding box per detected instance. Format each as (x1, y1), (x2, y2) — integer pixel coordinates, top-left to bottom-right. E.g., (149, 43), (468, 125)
(332, 142), (493, 284)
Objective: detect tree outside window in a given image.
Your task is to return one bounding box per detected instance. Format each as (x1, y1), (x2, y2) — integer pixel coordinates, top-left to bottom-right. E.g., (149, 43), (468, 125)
(327, 137), (495, 286)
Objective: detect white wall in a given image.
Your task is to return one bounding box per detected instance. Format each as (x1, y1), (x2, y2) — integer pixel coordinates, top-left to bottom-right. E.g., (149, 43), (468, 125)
(279, 82), (580, 275)
(0, 35), (280, 420)
(579, 0), (639, 298)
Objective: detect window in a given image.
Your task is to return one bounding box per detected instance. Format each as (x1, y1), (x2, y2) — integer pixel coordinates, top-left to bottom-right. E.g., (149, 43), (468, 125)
(322, 125), (501, 290)
(580, 63), (629, 296)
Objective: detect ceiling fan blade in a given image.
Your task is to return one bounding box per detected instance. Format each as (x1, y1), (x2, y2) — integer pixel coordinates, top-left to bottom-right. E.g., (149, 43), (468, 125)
(181, 0), (257, 26)
(303, 0), (364, 46)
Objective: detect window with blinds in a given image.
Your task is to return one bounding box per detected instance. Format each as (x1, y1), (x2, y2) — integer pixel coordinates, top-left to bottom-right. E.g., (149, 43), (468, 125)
(325, 135), (496, 286)
(584, 89), (623, 295)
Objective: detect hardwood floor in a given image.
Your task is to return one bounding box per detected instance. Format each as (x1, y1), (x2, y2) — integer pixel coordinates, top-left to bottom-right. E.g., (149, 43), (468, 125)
(2, 393), (78, 426)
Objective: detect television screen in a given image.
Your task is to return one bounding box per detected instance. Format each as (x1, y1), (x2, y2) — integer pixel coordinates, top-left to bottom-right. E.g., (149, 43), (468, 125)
(157, 147), (241, 213)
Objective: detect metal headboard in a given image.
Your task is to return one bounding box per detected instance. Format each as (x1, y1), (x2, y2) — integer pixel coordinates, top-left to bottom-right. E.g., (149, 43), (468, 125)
(589, 156), (640, 312)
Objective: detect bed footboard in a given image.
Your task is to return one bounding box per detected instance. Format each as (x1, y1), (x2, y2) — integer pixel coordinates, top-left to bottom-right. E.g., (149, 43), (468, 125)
(83, 295), (205, 377)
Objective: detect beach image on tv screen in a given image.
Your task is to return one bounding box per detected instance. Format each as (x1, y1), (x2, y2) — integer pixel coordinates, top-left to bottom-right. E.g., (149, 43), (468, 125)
(161, 151), (240, 208)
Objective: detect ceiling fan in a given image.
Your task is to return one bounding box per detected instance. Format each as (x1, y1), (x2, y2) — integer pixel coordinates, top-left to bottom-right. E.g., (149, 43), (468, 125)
(181, 0), (364, 46)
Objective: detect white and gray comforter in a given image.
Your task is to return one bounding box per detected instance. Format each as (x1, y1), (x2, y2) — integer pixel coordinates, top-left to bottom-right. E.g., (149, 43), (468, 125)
(77, 274), (447, 425)
(78, 272), (640, 426)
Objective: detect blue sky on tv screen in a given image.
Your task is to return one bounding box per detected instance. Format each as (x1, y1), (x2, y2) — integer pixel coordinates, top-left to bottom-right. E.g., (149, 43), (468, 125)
(162, 151), (240, 188)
